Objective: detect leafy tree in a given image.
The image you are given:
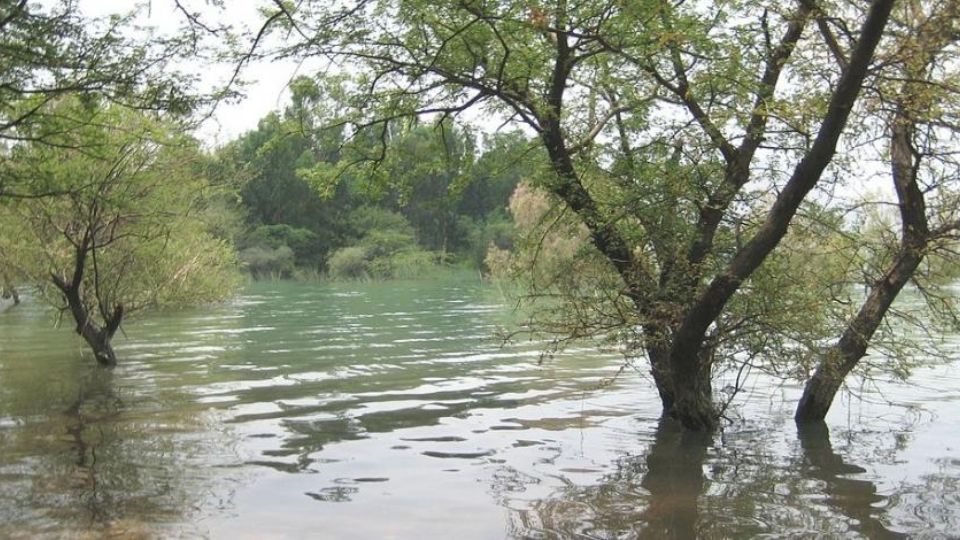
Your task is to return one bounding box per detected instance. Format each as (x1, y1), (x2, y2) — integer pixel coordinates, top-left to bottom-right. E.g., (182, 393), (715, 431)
(305, 119), (477, 255)
(261, 0), (897, 429)
(0, 100), (240, 365)
(221, 80), (353, 270)
(0, 1), (205, 162)
(795, 0), (960, 421)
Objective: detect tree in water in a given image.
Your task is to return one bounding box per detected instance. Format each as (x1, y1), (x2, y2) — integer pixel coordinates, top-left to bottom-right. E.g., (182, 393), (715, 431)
(795, 0), (960, 421)
(0, 99), (239, 365)
(263, 0), (898, 429)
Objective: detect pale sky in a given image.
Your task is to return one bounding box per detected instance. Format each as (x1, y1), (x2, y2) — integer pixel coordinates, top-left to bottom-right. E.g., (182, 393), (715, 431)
(75, 0), (304, 147)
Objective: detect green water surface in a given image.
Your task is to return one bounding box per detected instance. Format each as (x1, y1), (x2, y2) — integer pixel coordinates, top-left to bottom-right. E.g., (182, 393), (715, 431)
(0, 278), (958, 538)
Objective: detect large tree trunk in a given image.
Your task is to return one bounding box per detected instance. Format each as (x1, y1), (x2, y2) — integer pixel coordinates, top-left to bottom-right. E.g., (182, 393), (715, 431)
(2, 286), (19, 305)
(79, 322), (119, 367)
(54, 273), (123, 367)
(666, 347), (716, 431)
(794, 366), (845, 423)
(644, 326), (676, 411)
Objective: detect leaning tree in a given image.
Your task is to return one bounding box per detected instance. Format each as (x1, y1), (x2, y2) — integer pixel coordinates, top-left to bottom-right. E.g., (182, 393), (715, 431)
(795, 0), (960, 421)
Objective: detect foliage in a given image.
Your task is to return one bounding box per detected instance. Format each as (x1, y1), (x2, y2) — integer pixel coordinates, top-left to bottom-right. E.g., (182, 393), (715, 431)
(239, 245), (297, 279)
(0, 0), (214, 171)
(253, 0), (911, 428)
(327, 246), (369, 279)
(327, 206), (439, 280)
(214, 79), (531, 278)
(0, 98), (240, 362)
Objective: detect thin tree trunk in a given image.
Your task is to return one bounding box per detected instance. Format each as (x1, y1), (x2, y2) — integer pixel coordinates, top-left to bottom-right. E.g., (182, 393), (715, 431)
(795, 243), (925, 422)
(796, 108), (928, 422)
(51, 237), (124, 367)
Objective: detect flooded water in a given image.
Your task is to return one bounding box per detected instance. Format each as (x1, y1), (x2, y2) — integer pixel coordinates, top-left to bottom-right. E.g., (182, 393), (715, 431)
(0, 277), (958, 538)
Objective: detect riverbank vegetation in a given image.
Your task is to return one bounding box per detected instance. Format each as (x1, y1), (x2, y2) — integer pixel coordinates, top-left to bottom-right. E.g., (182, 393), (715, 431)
(213, 79), (536, 281)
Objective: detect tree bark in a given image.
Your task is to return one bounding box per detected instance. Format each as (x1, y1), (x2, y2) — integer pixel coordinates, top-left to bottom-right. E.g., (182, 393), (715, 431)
(666, 347), (716, 431)
(663, 0), (894, 430)
(1, 284), (18, 305)
(645, 338), (675, 411)
(796, 111), (927, 423)
(794, 246), (923, 422)
(51, 237), (124, 367)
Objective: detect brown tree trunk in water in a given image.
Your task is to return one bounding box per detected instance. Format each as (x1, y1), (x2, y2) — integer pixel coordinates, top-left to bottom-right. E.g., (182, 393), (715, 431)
(796, 109), (928, 423)
(645, 330), (675, 411)
(661, 0), (893, 431)
(794, 247), (925, 422)
(667, 349), (716, 431)
(526, 0), (892, 431)
(50, 238), (124, 367)
(795, 355), (851, 423)
(54, 273), (123, 367)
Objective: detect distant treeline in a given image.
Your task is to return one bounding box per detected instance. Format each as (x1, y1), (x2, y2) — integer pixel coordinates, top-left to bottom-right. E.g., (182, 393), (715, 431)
(213, 78), (539, 280)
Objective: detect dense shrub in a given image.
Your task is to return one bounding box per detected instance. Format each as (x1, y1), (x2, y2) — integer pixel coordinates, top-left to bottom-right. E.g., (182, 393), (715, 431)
(327, 246), (369, 279)
(239, 245), (295, 278)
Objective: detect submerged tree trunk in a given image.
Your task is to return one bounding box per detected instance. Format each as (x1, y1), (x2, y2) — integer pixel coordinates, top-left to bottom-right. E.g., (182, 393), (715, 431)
(50, 238), (124, 367)
(666, 346), (717, 431)
(796, 105), (930, 423)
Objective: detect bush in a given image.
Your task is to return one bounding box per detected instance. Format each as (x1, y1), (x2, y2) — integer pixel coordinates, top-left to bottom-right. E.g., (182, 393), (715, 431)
(360, 228), (416, 258)
(388, 249), (438, 279)
(327, 246), (369, 279)
(242, 224), (323, 269)
(349, 205), (414, 234)
(239, 245), (296, 278)
(326, 206), (447, 281)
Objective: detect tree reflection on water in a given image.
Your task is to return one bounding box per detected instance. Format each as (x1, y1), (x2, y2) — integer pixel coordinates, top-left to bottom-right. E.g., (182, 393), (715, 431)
(798, 421), (905, 540)
(506, 416), (915, 538)
(0, 360), (239, 538)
